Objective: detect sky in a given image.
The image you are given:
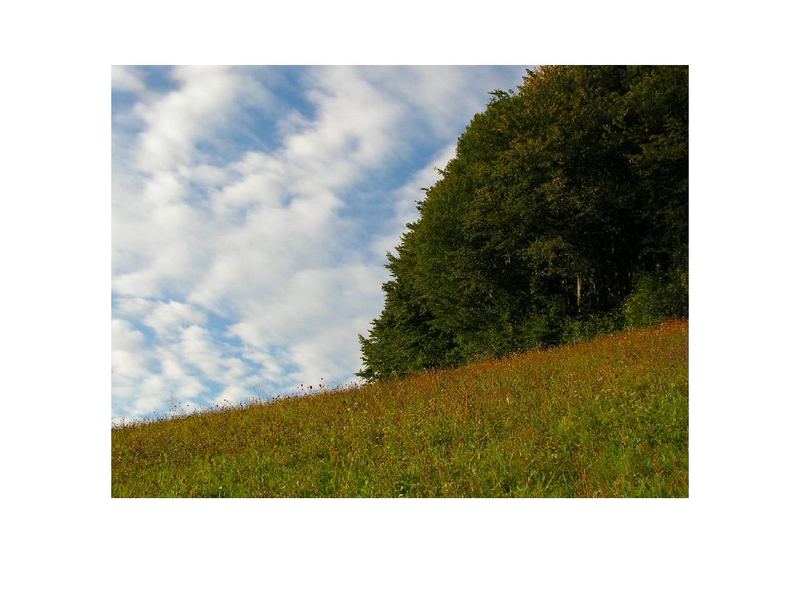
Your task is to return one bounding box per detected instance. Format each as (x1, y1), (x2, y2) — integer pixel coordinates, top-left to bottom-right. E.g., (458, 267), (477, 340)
(111, 65), (529, 422)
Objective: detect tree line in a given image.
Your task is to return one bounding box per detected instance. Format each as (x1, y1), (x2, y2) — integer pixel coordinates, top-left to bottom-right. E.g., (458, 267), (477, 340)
(359, 65), (688, 380)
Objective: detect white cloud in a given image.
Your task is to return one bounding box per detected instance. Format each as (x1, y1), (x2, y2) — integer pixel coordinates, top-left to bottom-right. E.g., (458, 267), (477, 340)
(210, 152), (286, 216)
(133, 66), (246, 172)
(143, 300), (206, 335)
(111, 66), (527, 419)
(226, 264), (385, 366)
(180, 325), (226, 379)
(111, 66), (146, 95)
(212, 385), (255, 408)
(287, 318), (371, 387)
(111, 319), (152, 410)
(111, 319), (147, 376)
(112, 168), (212, 298)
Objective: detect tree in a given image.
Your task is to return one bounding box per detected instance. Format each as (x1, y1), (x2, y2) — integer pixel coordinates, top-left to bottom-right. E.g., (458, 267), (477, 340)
(359, 66), (688, 380)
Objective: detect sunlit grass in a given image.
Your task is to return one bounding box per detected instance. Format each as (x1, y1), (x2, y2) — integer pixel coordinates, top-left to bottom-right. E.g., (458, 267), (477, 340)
(112, 320), (688, 497)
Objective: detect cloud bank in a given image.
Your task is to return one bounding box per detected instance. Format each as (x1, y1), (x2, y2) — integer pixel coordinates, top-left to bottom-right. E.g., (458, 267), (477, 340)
(112, 65), (527, 421)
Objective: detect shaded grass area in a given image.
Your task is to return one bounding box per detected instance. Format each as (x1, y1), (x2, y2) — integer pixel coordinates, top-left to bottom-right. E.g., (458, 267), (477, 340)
(112, 320), (688, 497)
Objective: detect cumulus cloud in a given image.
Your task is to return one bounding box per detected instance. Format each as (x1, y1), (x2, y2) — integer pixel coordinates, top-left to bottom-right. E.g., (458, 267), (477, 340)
(112, 65), (527, 420)
(133, 66), (246, 172)
(143, 300), (206, 334)
(111, 65), (148, 95)
(112, 319), (148, 377)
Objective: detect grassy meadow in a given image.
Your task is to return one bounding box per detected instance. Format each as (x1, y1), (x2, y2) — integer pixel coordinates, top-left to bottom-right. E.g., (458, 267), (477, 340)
(112, 320), (688, 497)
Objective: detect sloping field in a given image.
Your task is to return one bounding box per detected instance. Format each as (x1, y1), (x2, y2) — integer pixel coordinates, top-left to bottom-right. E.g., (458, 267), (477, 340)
(112, 320), (688, 497)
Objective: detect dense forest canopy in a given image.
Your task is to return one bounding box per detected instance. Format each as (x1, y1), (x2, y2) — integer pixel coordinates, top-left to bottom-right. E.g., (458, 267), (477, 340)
(359, 65), (688, 380)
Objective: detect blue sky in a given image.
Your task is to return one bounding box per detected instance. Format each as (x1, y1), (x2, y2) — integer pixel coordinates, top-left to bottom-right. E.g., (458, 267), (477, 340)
(111, 65), (528, 422)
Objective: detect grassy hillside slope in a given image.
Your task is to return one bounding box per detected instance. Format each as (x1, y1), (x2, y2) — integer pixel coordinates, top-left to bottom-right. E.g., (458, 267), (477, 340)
(112, 320), (688, 497)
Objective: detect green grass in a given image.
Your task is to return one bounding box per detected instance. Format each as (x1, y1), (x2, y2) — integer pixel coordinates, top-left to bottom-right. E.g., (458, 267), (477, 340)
(112, 320), (688, 497)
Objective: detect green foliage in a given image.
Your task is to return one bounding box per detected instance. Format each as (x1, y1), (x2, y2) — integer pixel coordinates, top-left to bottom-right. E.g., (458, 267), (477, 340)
(623, 269), (688, 328)
(113, 321), (689, 498)
(561, 309), (625, 345)
(359, 66), (688, 378)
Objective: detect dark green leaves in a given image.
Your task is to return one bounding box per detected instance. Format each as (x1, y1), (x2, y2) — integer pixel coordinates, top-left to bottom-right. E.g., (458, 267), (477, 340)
(359, 66), (688, 381)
